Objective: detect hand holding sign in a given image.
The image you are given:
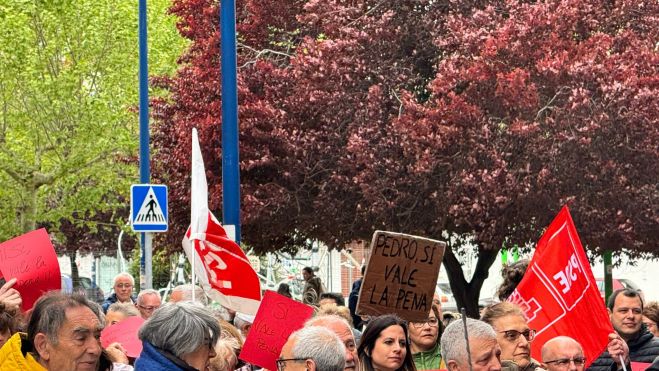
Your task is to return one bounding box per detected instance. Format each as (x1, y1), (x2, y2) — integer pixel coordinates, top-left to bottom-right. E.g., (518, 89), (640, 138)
(0, 278), (22, 313)
(0, 229), (61, 311)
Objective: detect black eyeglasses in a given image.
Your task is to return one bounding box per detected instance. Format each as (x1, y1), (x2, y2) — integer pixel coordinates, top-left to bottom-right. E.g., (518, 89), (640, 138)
(498, 329), (536, 342)
(545, 357), (587, 367)
(412, 317), (439, 328)
(276, 358), (307, 371)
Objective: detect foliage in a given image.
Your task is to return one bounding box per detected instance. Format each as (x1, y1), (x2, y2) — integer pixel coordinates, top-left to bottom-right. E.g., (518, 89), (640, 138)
(128, 247), (180, 291)
(154, 0), (658, 316)
(0, 0), (187, 258)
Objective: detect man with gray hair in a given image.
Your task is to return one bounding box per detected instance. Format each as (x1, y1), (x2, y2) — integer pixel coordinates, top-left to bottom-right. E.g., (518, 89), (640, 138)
(441, 318), (502, 371)
(135, 301), (221, 370)
(278, 326), (345, 371)
(168, 284), (209, 305)
(0, 292), (112, 370)
(136, 289), (161, 319)
(102, 272), (136, 313)
(306, 315), (358, 371)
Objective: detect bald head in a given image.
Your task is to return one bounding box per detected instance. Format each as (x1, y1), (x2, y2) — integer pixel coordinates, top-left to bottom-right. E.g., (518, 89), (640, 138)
(541, 337), (585, 371)
(306, 315), (358, 371)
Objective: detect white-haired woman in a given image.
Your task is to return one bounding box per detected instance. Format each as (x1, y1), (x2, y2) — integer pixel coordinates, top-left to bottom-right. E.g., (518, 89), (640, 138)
(135, 302), (220, 370)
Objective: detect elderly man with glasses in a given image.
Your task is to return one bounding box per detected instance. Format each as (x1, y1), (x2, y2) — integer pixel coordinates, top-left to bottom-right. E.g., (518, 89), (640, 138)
(135, 289), (161, 319)
(541, 336), (586, 371)
(277, 326), (345, 371)
(102, 272), (137, 314)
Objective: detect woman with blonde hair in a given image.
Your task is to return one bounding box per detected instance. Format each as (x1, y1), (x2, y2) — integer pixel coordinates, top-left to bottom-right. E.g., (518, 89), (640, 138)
(481, 302), (543, 371)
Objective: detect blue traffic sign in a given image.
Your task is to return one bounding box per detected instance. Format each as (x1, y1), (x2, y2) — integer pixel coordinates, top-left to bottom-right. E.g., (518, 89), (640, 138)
(131, 184), (168, 232)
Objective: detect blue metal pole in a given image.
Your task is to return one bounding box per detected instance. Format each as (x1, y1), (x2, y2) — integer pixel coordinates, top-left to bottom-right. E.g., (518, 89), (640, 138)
(138, 0), (150, 286)
(220, 0), (241, 244)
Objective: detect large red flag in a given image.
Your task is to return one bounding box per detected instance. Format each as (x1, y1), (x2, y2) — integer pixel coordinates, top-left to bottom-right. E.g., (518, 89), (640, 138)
(508, 206), (612, 368)
(182, 128), (261, 315)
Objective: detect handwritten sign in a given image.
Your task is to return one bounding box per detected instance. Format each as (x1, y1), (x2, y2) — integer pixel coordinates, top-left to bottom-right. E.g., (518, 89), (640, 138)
(357, 231), (446, 322)
(100, 316), (145, 358)
(0, 229), (61, 310)
(240, 291), (314, 370)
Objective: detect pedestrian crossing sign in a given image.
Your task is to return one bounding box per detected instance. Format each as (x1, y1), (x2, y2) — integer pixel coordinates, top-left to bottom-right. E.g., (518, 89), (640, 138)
(131, 184), (168, 232)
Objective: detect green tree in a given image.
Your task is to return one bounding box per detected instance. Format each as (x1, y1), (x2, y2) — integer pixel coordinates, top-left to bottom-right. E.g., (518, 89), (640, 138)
(0, 0), (187, 250)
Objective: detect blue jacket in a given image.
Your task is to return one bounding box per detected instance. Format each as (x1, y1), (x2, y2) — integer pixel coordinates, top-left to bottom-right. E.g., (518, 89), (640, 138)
(101, 293), (137, 313)
(134, 341), (197, 371)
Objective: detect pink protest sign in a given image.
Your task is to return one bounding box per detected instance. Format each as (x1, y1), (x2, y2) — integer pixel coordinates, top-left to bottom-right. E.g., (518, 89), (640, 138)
(101, 316), (145, 358)
(240, 291), (314, 370)
(0, 229), (61, 310)
(631, 362), (651, 371)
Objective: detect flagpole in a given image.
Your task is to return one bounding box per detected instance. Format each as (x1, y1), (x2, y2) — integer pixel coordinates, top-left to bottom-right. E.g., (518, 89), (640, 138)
(191, 242), (196, 302)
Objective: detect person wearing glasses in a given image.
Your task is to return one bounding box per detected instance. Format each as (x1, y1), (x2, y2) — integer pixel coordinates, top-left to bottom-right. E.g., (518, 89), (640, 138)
(102, 272), (137, 313)
(481, 302), (543, 371)
(540, 337), (586, 371)
(441, 318), (502, 371)
(642, 301), (659, 338)
(277, 326), (345, 371)
(136, 289), (162, 320)
(135, 302), (220, 370)
(409, 303), (445, 370)
(307, 314), (359, 371)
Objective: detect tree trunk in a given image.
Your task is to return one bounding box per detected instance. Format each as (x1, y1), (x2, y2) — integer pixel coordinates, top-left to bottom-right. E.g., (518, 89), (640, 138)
(20, 185), (38, 233)
(442, 246), (499, 318)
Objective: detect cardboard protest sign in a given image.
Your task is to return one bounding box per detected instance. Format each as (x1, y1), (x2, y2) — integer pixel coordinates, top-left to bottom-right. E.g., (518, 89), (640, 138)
(509, 206), (613, 368)
(0, 228), (61, 310)
(240, 291), (314, 370)
(100, 316), (145, 358)
(357, 231), (446, 322)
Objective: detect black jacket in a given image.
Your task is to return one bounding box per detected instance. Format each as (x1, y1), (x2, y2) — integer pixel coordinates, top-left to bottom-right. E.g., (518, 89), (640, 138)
(587, 325), (659, 371)
(348, 278), (363, 330)
(647, 356), (659, 371)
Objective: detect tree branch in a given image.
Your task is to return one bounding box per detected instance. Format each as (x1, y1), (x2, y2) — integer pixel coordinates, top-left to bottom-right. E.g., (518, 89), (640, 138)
(0, 164), (26, 184)
(238, 42), (293, 69)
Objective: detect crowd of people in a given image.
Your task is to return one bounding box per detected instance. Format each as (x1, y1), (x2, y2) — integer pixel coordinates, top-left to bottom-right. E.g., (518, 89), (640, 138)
(0, 263), (658, 371)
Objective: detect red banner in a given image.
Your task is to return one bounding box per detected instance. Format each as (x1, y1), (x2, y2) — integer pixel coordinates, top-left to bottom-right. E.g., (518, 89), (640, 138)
(508, 206), (612, 368)
(182, 128), (262, 315)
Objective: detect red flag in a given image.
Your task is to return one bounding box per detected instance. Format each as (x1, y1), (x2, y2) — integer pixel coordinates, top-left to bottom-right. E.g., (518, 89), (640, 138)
(182, 128), (261, 314)
(508, 206), (613, 368)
